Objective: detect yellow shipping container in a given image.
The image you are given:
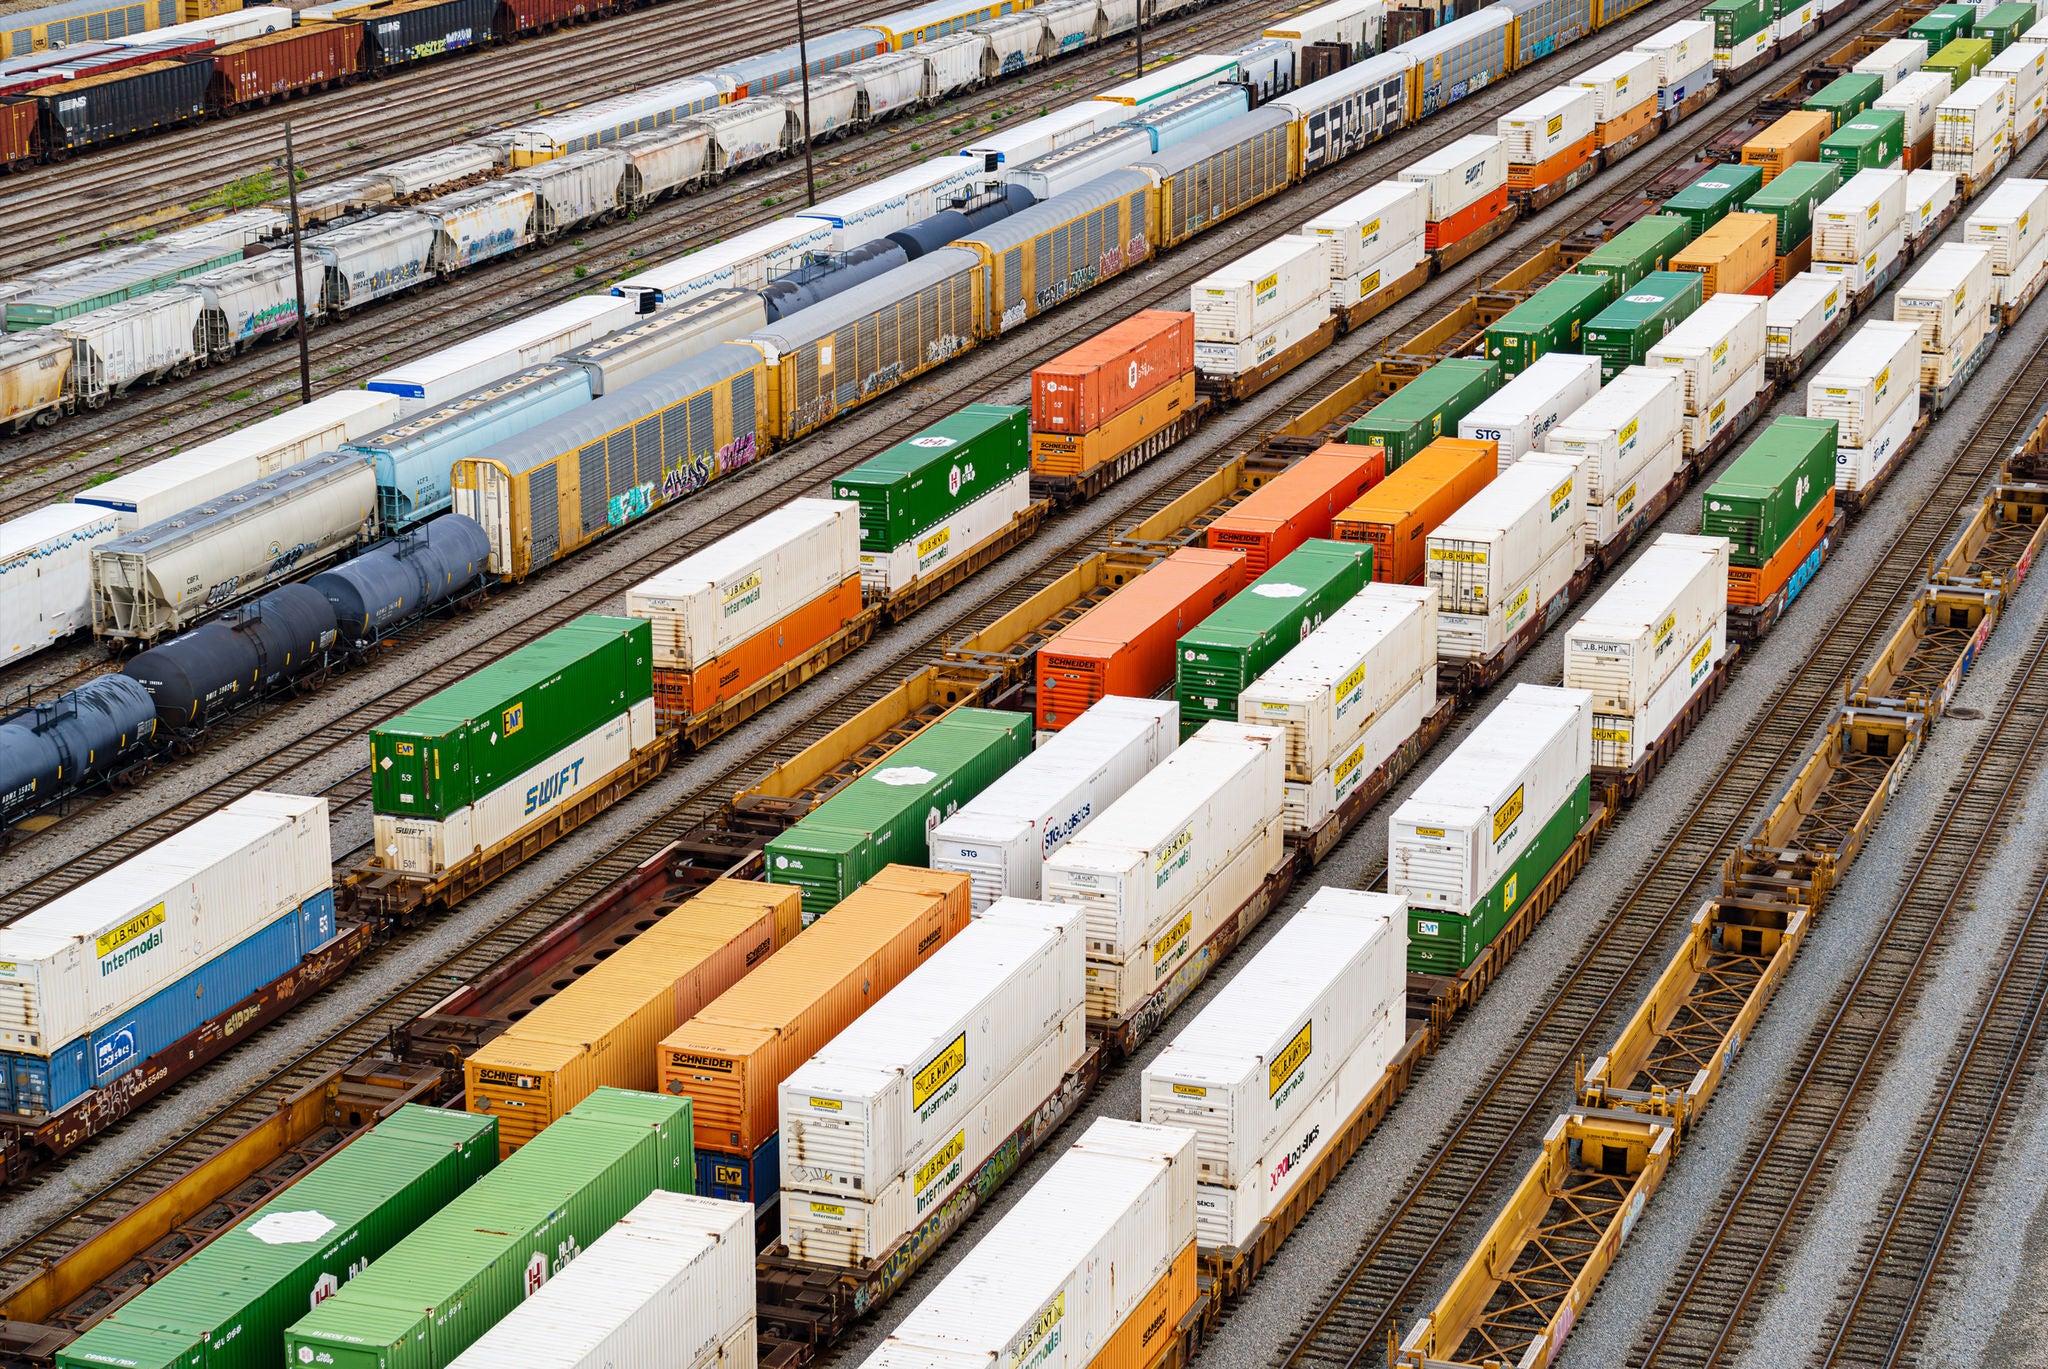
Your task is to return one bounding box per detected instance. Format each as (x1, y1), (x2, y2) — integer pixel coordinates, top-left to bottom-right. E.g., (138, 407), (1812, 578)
(1671, 213), (1777, 297)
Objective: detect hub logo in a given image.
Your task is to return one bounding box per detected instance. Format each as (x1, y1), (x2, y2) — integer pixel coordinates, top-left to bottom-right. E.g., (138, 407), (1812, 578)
(95, 1024), (138, 1078)
(523, 758), (586, 816)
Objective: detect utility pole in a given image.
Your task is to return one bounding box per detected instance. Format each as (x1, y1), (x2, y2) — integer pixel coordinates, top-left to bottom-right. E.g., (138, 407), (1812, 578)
(795, 0), (817, 207)
(283, 121), (313, 405)
(1135, 0), (1144, 76)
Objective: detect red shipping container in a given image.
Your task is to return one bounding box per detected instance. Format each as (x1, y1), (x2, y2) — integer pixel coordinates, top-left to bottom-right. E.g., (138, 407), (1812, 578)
(497, 0), (612, 34)
(0, 98), (37, 169)
(213, 23), (363, 106)
(1035, 546), (1247, 730)
(1031, 309), (1194, 436)
(1205, 444), (1386, 576)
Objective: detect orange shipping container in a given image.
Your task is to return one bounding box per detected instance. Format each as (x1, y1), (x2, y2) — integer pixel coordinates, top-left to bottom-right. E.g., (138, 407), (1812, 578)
(465, 880), (801, 1156)
(1037, 546), (1247, 730)
(1671, 213), (1776, 298)
(1742, 110), (1831, 183)
(1507, 135), (1596, 196)
(1205, 445), (1386, 576)
(1426, 185), (1509, 251)
(652, 574), (864, 728)
(1083, 1241), (1197, 1369)
(656, 865), (971, 1154)
(1774, 238), (1813, 287)
(1032, 310), (1196, 435)
(1729, 488), (1834, 606)
(1332, 437), (1498, 584)
(1595, 98), (1657, 151)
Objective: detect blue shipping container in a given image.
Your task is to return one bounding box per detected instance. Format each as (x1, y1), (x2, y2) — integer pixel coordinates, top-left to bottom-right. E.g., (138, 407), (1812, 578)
(696, 1130), (779, 1207)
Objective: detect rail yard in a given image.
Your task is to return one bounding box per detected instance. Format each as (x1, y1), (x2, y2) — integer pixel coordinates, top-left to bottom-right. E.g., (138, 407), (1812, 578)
(4, 0), (2048, 1365)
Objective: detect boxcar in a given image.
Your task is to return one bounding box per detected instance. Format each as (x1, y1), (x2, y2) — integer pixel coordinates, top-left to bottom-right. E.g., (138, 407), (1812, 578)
(0, 95), (38, 167)
(1273, 50), (1412, 179)
(1134, 108), (1294, 251)
(345, 0), (496, 70)
(955, 169), (1151, 334)
(494, 0), (613, 38)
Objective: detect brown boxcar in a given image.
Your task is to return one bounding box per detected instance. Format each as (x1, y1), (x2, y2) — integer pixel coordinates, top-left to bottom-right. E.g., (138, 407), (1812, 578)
(212, 23), (364, 108)
(497, 0), (614, 36)
(0, 97), (37, 169)
(1205, 444), (1386, 575)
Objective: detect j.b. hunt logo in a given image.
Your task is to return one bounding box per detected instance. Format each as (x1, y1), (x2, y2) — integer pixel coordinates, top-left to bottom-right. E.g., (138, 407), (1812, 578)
(98, 904), (165, 976)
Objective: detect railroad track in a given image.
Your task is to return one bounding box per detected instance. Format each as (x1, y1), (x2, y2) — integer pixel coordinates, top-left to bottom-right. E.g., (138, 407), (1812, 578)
(1267, 117), (2048, 1369)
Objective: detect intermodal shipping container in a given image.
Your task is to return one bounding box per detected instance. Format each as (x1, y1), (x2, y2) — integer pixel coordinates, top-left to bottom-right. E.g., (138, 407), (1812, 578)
(1203, 446), (1385, 574)
(1397, 134), (1508, 249)
(1821, 109), (1908, 174)
(1744, 160), (1842, 253)
(1805, 72), (1885, 128)
(212, 22), (362, 105)
(658, 865), (971, 1162)
(1035, 547), (1247, 731)
(1925, 36), (1993, 87)
(1332, 438), (1498, 585)
(1855, 37), (1931, 91)
(36, 56), (210, 153)
(1030, 310), (1194, 435)
(1909, 8), (1971, 51)
(1743, 110), (1833, 181)
(281, 1090), (692, 1369)
(1583, 270), (1705, 381)
(1701, 415), (1838, 562)
(1671, 212), (1777, 296)
(1345, 357), (1503, 469)
(1704, 0), (1769, 48)
(58, 1108), (498, 1369)
(1483, 273), (1616, 378)
(833, 403), (1032, 590)
(764, 709), (1031, 920)
(1979, 2), (2035, 53)
(1572, 214), (1697, 291)
(1662, 164), (1764, 236)
(463, 881), (800, 1155)
(1460, 352), (1603, 466)
(1427, 459), (1582, 659)
(1176, 541), (1373, 737)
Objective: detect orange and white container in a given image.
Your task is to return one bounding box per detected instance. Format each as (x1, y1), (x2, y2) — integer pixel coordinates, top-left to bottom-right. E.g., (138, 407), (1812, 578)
(1398, 135), (1507, 251)
(1333, 438), (1499, 584)
(1499, 87), (1596, 193)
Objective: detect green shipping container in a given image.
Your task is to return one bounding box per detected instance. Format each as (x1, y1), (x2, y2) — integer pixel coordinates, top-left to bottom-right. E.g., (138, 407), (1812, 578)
(1573, 215), (1698, 292)
(371, 616), (653, 821)
(1177, 539), (1373, 739)
(1977, 2), (2033, 50)
(1408, 776), (1590, 974)
(766, 707), (1032, 920)
(1743, 160), (1842, 253)
(1699, 417), (1838, 566)
(1908, 7), (1970, 49)
(1345, 358), (1503, 469)
(832, 403), (1031, 552)
(1924, 36), (1993, 85)
(1482, 274), (1617, 378)
(1803, 72), (1884, 129)
(1703, 0), (1769, 47)
(58, 1109), (498, 1369)
(1819, 109), (1906, 175)
(282, 1089), (691, 1369)
(1662, 164), (1765, 236)
(1582, 271), (1705, 382)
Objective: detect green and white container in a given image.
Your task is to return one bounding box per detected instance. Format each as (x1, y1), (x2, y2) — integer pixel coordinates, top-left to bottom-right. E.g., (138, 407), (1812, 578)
(1345, 358), (1503, 469)
(1804, 71), (1885, 129)
(1744, 161), (1843, 253)
(1177, 539), (1373, 740)
(766, 707), (1033, 921)
(1390, 683), (1593, 974)
(282, 1089), (692, 1369)
(1573, 215), (1698, 292)
(1704, 0), (1770, 69)
(1583, 271), (1705, 381)
(832, 403), (1031, 594)
(1699, 416), (1838, 565)
(1662, 164), (1765, 236)
(58, 1108), (498, 1369)
(1820, 109), (1908, 174)
(1483, 274), (1617, 378)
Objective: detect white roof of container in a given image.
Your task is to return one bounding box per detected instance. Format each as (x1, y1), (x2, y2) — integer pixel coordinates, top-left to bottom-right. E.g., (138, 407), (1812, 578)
(1, 503), (118, 561)
(632, 499), (852, 597)
(961, 101), (1126, 158)
(795, 157), (977, 227)
(1135, 106), (1292, 176)
(364, 296), (627, 396)
(105, 450), (371, 552)
(1404, 133), (1503, 175)
(1094, 52), (1241, 106)
(1568, 534), (1726, 634)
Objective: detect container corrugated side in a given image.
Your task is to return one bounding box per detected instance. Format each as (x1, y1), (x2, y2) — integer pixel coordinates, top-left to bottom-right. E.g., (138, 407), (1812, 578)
(1895, 243), (1995, 350)
(1459, 352), (1602, 467)
(1191, 236), (1331, 344)
(0, 504), (121, 663)
(1964, 177), (2048, 270)
(1426, 459), (1581, 658)
(1643, 294), (1768, 413)
(1766, 271), (1847, 359)
(1176, 540), (1373, 736)
(1300, 181), (1430, 276)
(1700, 416), (1838, 565)
(1030, 311), (1195, 435)
(1805, 320), (1922, 443)
(1562, 533), (1730, 714)
(1542, 368), (1683, 499)
(833, 404), (1031, 551)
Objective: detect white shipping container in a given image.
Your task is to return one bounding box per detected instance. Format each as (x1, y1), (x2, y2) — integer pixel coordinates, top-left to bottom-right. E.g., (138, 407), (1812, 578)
(1877, 71), (1949, 146)
(626, 499), (860, 671)
(1397, 135), (1507, 221)
(1333, 234), (1428, 308)
(1936, 76), (2011, 151)
(0, 504), (122, 664)
(1812, 224), (1906, 295)
(2001, 231), (2048, 307)
(960, 101), (1127, 166)
(1920, 299), (1990, 388)
(1896, 244), (1996, 350)
(1634, 20), (1714, 86)
(1541, 367), (1682, 500)
(1283, 672), (1433, 834)
(1238, 583), (1435, 782)
(1192, 237), (1332, 343)
(1854, 37), (1929, 90)
(613, 219), (836, 307)
(1301, 181), (1430, 276)
(0, 793), (328, 1053)
(1570, 437), (1683, 549)
(1771, 1), (1817, 43)
(1573, 50), (1659, 122)
(53, 290), (202, 398)
(1008, 126), (1154, 203)
(1905, 168), (1958, 238)
(1835, 383), (1922, 491)
(1678, 359), (1763, 457)
(1933, 130), (2007, 179)
(446, 1192), (753, 1369)
(372, 701), (654, 876)
(796, 158), (978, 252)
(1807, 319), (1921, 444)
(1497, 87), (1595, 164)
(1765, 272), (1847, 361)
(860, 470), (1031, 593)
(1460, 352), (1602, 468)
(1141, 888), (1404, 1186)
(855, 1118), (1194, 1369)
(930, 698), (1179, 907)
(365, 296), (629, 417)
(1426, 459), (1581, 651)
(1563, 533), (1728, 716)
(781, 901), (1084, 1195)
(1389, 684), (1592, 918)
(1193, 297), (1331, 376)
(1988, 45), (2048, 140)
(2025, 16), (2048, 43)
(1643, 294), (1767, 413)
(1718, 27), (1771, 73)
(1815, 169), (1908, 261)
(1591, 613), (1727, 768)
(1965, 177), (2048, 271)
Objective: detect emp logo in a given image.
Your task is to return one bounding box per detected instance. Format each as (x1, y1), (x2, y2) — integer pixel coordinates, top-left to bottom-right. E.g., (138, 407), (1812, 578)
(502, 703), (523, 736)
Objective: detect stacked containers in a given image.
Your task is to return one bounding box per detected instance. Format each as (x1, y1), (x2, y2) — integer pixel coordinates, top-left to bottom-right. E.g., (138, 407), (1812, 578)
(1572, 214), (1697, 292)
(1927, 36), (1995, 88)
(1034, 548), (1247, 731)
(1140, 888), (1405, 1246)
(1741, 109), (1833, 182)
(658, 866), (971, 1203)
(1704, 0), (1771, 73)
(1813, 168), (1908, 293)
(1029, 312), (1197, 483)
(1979, 1), (2035, 52)
(1345, 357), (1503, 468)
(0, 792), (333, 1117)
(1895, 243), (1996, 390)
(1191, 238), (1334, 378)
(1907, 167), (1960, 237)
(1532, 367), (1683, 547)
(462, 882), (801, 1154)
(1804, 72), (1884, 129)
(1806, 320), (1924, 489)
(1300, 181), (1430, 309)
(1765, 271), (1848, 371)
(1663, 164), (1765, 236)
(1967, 177), (2048, 306)
(1426, 458), (1582, 660)
(1644, 294), (1768, 456)
(1043, 722), (1286, 1023)
(1390, 683), (1593, 973)
(930, 698), (1179, 906)
(1175, 540), (1373, 736)
(1880, 71), (1954, 170)
(280, 1090), (694, 1369)
(764, 709), (1031, 921)
(1633, 20), (1716, 111)
(1987, 41), (2048, 145)
(625, 499), (862, 729)
(1592, 275), (1708, 383)
(1564, 534), (1730, 769)
(779, 900), (1086, 1264)
(1574, 50), (1660, 148)
(1822, 107), (1909, 176)
(1671, 212), (1777, 297)
(832, 404), (1032, 594)
(1702, 416), (1839, 606)
(1482, 273), (1616, 378)
(1460, 352), (1604, 466)
(1935, 75), (2011, 175)
(1496, 86), (1596, 192)
(1397, 135), (1507, 252)
(1205, 445), (1386, 573)
(1743, 160), (1842, 281)
(1237, 584), (1438, 832)
(1332, 439), (1499, 584)
(1910, 9), (1973, 54)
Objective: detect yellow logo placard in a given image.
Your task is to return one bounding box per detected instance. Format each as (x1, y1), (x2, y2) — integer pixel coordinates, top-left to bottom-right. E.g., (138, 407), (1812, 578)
(914, 1033), (967, 1111)
(1269, 1020), (1313, 1097)
(503, 703), (523, 737)
(1493, 785), (1525, 843)
(97, 904), (165, 960)
(914, 1129), (967, 1193)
